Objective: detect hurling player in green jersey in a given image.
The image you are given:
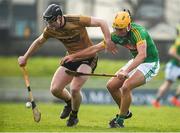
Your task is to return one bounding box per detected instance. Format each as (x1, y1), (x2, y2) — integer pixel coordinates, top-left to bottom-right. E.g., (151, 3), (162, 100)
(62, 10), (160, 128)
(152, 25), (180, 108)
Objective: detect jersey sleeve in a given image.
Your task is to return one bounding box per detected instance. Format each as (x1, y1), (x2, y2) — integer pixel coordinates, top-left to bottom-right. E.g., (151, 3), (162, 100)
(42, 27), (51, 40)
(79, 15), (91, 27)
(131, 28), (146, 46)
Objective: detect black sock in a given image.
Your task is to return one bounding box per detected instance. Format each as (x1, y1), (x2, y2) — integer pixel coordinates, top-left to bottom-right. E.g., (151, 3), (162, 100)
(65, 99), (71, 106)
(126, 110), (130, 115)
(71, 110), (78, 117)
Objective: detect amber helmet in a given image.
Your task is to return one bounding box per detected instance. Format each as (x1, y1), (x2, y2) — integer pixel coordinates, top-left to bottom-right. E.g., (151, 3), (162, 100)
(112, 10), (131, 29)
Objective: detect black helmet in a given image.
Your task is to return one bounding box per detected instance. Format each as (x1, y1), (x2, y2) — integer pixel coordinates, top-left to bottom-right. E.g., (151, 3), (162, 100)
(43, 4), (62, 22)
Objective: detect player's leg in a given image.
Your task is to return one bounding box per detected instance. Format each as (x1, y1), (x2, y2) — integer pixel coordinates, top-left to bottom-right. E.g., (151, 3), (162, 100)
(108, 69), (135, 128)
(111, 70), (145, 128)
(155, 62), (174, 104)
(152, 80), (172, 107)
(50, 66), (72, 100)
(120, 70), (145, 115)
(107, 70), (132, 117)
(108, 61), (134, 128)
(50, 66), (73, 119)
(113, 61), (160, 128)
(153, 62), (178, 107)
(106, 69), (125, 108)
(157, 80), (173, 99)
(107, 60), (133, 108)
(67, 64), (92, 126)
(175, 85), (180, 98)
(170, 66), (180, 106)
(64, 56), (97, 126)
(71, 64), (91, 111)
(170, 85), (180, 106)
(66, 56), (98, 127)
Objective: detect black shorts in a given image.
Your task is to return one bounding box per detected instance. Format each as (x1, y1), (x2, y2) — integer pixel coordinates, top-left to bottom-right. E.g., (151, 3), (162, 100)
(61, 56), (98, 73)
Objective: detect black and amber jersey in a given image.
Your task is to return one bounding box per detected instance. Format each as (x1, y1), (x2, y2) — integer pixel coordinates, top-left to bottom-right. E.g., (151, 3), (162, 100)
(42, 15), (93, 55)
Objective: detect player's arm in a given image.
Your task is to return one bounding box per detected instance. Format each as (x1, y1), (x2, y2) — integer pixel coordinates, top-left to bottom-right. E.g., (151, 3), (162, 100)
(18, 34), (47, 66)
(124, 41), (147, 73)
(169, 45), (180, 61)
(90, 17), (118, 54)
(90, 17), (111, 42)
(63, 42), (105, 63)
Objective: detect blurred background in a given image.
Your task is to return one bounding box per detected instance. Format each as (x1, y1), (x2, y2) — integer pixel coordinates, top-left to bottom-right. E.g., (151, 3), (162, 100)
(0, 0), (180, 105)
(1, 0), (180, 59)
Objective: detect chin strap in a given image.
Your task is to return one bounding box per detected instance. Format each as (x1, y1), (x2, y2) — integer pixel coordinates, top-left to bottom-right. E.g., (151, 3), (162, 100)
(127, 24), (131, 32)
(59, 16), (66, 28)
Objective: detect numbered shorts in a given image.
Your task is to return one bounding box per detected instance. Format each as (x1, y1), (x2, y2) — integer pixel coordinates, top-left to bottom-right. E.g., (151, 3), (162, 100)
(165, 62), (180, 82)
(121, 59), (160, 82)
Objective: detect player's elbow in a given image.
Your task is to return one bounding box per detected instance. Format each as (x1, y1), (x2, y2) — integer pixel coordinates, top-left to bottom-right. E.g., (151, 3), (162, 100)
(37, 38), (44, 45)
(97, 19), (107, 27)
(36, 36), (46, 46)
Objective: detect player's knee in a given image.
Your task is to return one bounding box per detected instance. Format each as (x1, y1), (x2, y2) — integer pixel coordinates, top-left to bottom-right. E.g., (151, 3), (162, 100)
(50, 87), (58, 96)
(106, 80), (115, 90)
(71, 88), (80, 97)
(50, 84), (63, 96)
(106, 80), (120, 92)
(121, 84), (131, 95)
(70, 83), (82, 93)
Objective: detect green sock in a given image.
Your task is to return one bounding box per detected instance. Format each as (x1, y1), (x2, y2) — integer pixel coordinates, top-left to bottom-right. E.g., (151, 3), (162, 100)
(116, 114), (126, 124)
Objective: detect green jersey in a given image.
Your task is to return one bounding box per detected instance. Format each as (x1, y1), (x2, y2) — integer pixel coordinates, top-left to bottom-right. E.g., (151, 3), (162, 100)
(170, 36), (180, 66)
(111, 22), (159, 62)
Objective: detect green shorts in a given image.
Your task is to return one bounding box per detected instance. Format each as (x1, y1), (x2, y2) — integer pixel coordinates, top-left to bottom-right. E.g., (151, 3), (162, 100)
(122, 59), (160, 82)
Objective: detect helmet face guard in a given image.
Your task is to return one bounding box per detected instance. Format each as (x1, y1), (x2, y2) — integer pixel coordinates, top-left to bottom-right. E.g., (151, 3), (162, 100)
(43, 4), (62, 23)
(43, 15), (57, 23)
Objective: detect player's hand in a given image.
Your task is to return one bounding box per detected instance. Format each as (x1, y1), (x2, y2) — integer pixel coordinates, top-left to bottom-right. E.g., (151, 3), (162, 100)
(117, 70), (129, 79)
(62, 55), (75, 63)
(18, 56), (27, 67)
(105, 40), (118, 55)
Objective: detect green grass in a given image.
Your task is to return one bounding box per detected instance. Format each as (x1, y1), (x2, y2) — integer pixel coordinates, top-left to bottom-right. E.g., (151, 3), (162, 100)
(1, 76), (179, 90)
(0, 56), (164, 79)
(0, 56), (59, 77)
(1, 56), (180, 90)
(0, 103), (180, 132)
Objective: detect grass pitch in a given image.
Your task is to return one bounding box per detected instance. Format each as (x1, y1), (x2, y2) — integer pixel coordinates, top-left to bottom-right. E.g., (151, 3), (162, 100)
(0, 103), (180, 132)
(1, 56), (179, 90)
